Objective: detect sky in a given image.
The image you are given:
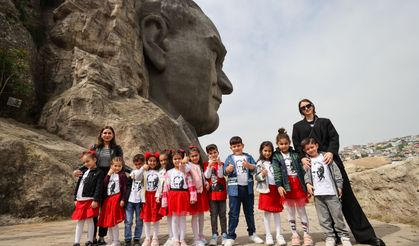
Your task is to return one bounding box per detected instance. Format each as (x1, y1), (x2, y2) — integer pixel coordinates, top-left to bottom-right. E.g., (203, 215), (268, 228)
(196, 0), (419, 159)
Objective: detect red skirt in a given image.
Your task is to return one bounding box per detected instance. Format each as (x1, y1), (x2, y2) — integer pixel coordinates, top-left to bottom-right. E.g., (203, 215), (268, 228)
(72, 200), (99, 220)
(258, 185), (285, 212)
(285, 176), (308, 207)
(168, 190), (191, 216)
(190, 189), (210, 215)
(98, 193), (125, 227)
(141, 191), (163, 222)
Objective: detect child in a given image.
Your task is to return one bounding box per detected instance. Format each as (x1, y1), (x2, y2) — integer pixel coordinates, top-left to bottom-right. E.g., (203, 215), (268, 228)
(124, 154), (145, 246)
(98, 156), (127, 246)
(223, 136), (264, 246)
(188, 145), (210, 246)
(161, 149), (197, 246)
(156, 150), (175, 246)
(255, 141), (286, 246)
(203, 144), (227, 246)
(137, 151), (162, 246)
(272, 128), (313, 246)
(302, 138), (352, 246)
(72, 150), (104, 246)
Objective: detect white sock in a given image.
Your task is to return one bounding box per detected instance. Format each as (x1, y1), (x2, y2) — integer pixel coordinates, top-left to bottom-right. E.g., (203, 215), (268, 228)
(286, 205), (298, 235)
(296, 206), (309, 235)
(167, 216), (173, 239)
(112, 224), (119, 242)
(273, 213), (281, 236)
(264, 212), (272, 236)
(144, 222), (151, 239)
(192, 215), (199, 241)
(199, 213), (205, 238)
(153, 222), (160, 239)
(86, 218), (94, 242)
(172, 216), (180, 241)
(74, 220), (85, 243)
(179, 216), (186, 241)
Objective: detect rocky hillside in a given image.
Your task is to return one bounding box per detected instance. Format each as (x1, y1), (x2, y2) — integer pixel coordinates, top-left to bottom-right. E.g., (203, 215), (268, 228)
(349, 157), (419, 226)
(0, 118), (83, 223)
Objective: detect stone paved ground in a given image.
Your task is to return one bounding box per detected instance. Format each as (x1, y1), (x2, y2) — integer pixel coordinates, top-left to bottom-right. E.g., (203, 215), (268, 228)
(0, 202), (418, 246)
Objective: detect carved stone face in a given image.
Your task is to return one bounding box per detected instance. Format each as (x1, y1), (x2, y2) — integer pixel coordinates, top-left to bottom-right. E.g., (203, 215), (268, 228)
(147, 7), (233, 136)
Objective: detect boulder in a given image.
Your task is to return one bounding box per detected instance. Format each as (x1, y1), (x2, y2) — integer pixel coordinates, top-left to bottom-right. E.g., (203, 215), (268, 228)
(350, 158), (419, 226)
(0, 118), (84, 222)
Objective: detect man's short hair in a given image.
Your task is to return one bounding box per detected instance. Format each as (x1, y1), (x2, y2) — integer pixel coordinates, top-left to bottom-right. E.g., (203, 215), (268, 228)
(133, 154), (145, 163)
(205, 144), (218, 153)
(229, 136), (243, 146)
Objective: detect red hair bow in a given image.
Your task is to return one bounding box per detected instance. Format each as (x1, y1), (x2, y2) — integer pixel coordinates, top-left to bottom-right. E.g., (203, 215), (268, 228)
(188, 145), (199, 150)
(81, 149), (96, 157)
(145, 151), (160, 159)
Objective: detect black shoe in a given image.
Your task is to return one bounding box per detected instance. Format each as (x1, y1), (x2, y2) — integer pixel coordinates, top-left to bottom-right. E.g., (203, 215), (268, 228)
(133, 239), (141, 246)
(73, 244), (81, 246)
(85, 241), (94, 246)
(97, 238), (107, 245)
(362, 237), (386, 246)
(125, 240), (132, 245)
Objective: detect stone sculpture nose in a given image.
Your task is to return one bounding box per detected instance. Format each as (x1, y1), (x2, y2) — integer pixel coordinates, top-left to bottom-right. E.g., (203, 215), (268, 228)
(219, 70), (233, 95)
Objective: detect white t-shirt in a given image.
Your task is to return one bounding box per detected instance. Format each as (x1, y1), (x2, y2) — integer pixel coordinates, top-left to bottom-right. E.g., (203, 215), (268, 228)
(146, 170), (160, 192)
(128, 178), (143, 203)
(76, 169), (93, 201)
(310, 154), (336, 196)
(258, 160), (275, 185)
(281, 152), (297, 176)
(169, 169), (188, 190)
(107, 173), (120, 195)
(233, 155), (249, 186)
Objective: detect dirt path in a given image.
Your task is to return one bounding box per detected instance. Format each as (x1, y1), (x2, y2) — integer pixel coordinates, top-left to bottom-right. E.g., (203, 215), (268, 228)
(0, 203), (418, 246)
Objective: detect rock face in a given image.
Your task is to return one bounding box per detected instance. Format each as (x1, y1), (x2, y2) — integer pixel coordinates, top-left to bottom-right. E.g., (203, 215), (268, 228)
(350, 158), (419, 226)
(0, 0), (37, 122)
(0, 118), (84, 221)
(344, 156), (391, 173)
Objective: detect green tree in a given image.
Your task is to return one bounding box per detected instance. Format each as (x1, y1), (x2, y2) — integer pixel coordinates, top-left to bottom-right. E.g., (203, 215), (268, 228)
(0, 48), (30, 101)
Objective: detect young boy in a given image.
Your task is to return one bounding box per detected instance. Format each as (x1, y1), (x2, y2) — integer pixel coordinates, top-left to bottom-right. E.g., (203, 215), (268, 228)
(223, 136), (264, 246)
(302, 138), (352, 246)
(203, 144), (227, 245)
(124, 154), (145, 246)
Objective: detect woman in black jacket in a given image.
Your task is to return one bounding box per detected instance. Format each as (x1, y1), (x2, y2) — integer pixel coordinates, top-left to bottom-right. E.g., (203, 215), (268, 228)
(292, 99), (385, 246)
(74, 126), (125, 245)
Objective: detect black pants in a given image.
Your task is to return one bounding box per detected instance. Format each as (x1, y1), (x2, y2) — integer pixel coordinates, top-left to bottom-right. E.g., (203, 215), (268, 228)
(335, 156), (376, 242)
(93, 217), (108, 238)
(210, 200), (227, 235)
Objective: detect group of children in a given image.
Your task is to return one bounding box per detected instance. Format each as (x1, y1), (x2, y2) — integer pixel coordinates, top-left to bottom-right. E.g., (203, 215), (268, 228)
(73, 129), (352, 246)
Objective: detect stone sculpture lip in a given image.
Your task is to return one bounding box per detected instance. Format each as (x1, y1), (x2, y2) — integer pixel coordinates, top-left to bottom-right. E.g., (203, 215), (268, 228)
(213, 94), (222, 104)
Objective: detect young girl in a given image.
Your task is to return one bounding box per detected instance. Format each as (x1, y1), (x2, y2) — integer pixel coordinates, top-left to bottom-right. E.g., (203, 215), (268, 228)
(156, 150), (175, 246)
(272, 128), (313, 246)
(188, 146), (210, 246)
(98, 156), (127, 246)
(162, 149), (197, 246)
(138, 151), (162, 246)
(255, 141), (286, 246)
(73, 150), (104, 246)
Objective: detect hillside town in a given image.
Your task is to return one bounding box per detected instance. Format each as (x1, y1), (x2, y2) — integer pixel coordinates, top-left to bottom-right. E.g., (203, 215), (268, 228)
(340, 135), (419, 162)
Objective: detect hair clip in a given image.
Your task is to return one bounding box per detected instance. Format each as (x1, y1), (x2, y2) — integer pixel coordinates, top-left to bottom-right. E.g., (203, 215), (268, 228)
(188, 145), (198, 149)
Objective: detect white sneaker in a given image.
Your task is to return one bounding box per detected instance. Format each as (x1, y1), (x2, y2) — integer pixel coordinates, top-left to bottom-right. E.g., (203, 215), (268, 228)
(164, 238), (173, 246)
(224, 239), (234, 246)
(200, 236), (208, 245)
(276, 234), (286, 246)
(194, 240), (205, 246)
(265, 234), (274, 245)
(341, 237), (352, 246)
(221, 233), (227, 245)
(325, 237), (336, 246)
(209, 234), (218, 246)
(250, 234), (264, 244)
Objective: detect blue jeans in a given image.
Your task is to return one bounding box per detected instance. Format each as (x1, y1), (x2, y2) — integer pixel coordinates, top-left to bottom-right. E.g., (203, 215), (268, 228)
(124, 202), (143, 241)
(227, 185), (256, 240)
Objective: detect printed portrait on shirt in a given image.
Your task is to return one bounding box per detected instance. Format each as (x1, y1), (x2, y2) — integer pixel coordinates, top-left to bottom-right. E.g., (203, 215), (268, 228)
(146, 173), (159, 191)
